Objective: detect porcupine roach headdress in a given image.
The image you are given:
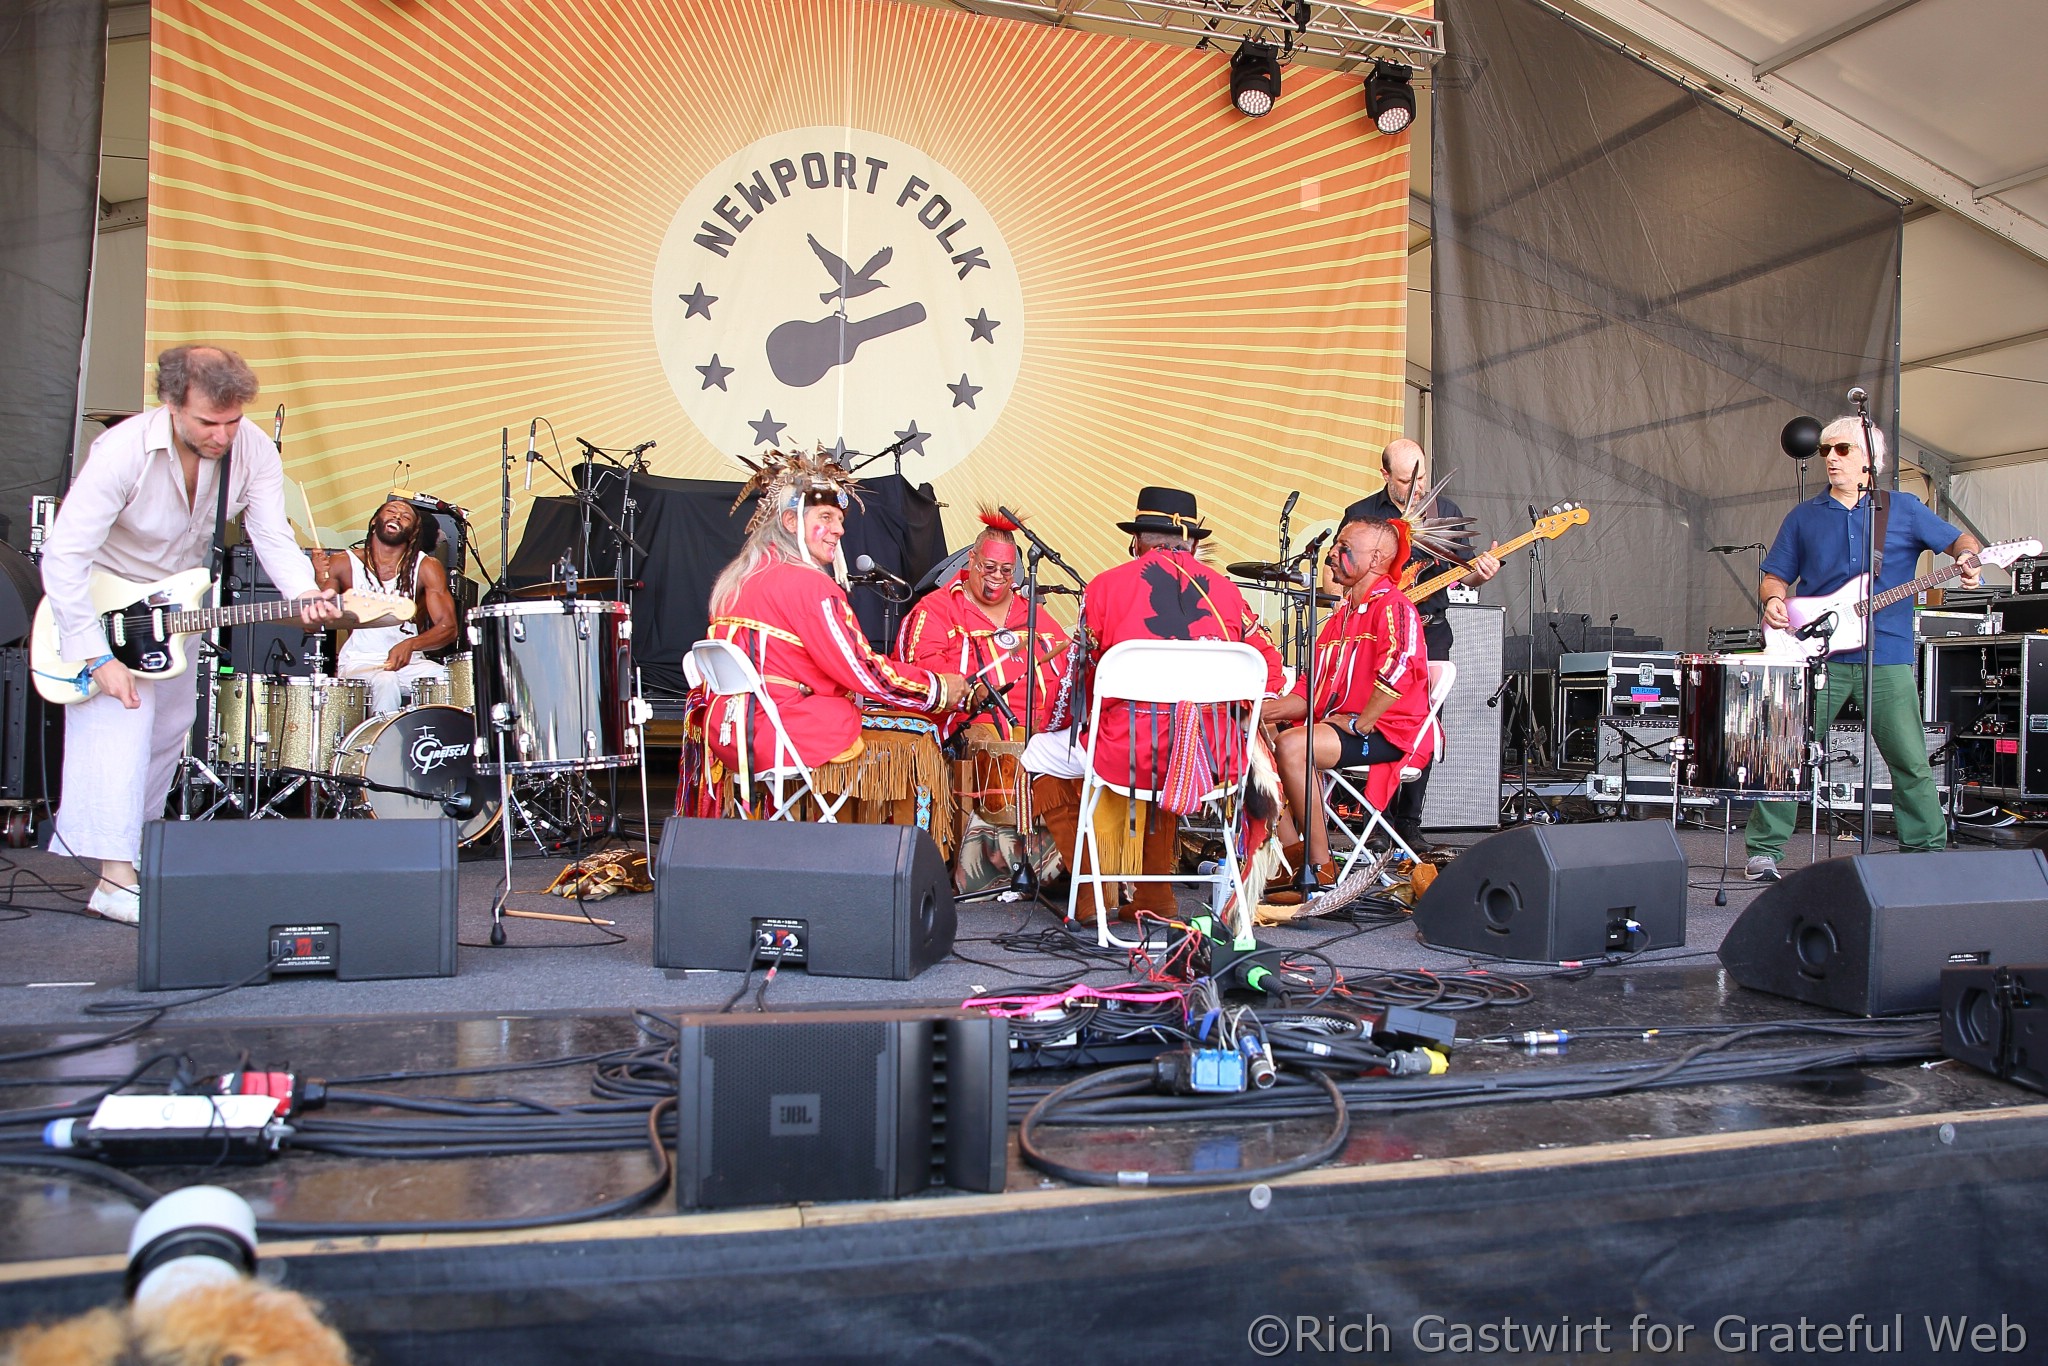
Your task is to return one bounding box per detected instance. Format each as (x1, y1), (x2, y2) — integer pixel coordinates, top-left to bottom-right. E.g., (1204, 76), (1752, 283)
(977, 504), (1022, 536)
(730, 446), (863, 535)
(1391, 465), (1480, 569)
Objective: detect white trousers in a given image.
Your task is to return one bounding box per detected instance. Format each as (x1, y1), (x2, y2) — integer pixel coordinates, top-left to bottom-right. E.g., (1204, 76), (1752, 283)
(341, 659), (447, 714)
(1021, 731), (1088, 780)
(52, 672), (200, 864)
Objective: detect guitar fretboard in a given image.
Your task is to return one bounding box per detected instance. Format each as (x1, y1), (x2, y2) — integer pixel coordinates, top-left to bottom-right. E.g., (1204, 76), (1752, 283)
(156, 599), (311, 636)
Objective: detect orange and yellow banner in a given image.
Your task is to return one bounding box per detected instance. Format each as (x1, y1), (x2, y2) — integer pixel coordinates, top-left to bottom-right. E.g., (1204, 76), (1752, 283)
(148, 0), (1413, 575)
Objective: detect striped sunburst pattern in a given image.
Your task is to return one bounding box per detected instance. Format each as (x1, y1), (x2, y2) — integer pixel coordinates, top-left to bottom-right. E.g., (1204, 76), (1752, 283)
(148, 0), (1414, 575)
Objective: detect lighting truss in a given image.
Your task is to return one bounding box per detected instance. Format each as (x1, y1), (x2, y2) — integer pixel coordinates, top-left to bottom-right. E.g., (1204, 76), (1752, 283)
(965, 0), (1446, 70)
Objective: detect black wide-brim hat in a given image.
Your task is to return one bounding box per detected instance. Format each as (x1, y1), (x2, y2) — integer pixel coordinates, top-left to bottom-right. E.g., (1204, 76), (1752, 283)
(1117, 485), (1211, 539)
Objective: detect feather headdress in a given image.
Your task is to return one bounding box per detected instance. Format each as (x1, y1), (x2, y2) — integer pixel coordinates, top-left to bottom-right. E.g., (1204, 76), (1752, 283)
(1391, 465), (1480, 566)
(977, 504), (1023, 534)
(731, 446), (862, 535)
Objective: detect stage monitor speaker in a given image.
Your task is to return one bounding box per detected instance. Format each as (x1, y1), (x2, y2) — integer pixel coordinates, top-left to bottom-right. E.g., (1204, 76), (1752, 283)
(1719, 851), (2048, 1016)
(653, 818), (955, 979)
(674, 1008), (1008, 1209)
(1412, 819), (1687, 962)
(1941, 963), (2048, 1094)
(138, 818), (458, 990)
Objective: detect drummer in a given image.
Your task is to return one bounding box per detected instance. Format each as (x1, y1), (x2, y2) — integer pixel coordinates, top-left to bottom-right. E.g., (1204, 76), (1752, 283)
(705, 449), (969, 780)
(316, 497), (460, 713)
(894, 508), (1069, 740)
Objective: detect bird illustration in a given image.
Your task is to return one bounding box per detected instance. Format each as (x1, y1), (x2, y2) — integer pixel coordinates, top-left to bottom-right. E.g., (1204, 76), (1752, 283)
(1140, 560), (1212, 639)
(807, 235), (894, 305)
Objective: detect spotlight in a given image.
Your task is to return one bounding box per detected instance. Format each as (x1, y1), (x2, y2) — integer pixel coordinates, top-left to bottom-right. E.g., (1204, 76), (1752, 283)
(1231, 42), (1282, 118)
(1364, 61), (1415, 135)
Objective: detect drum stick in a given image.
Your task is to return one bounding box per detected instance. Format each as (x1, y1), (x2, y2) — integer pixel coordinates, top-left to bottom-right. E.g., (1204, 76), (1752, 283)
(504, 907), (618, 926)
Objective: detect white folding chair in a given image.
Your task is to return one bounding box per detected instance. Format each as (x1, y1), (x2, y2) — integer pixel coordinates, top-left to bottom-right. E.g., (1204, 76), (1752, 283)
(1068, 640), (1267, 949)
(1325, 660), (1457, 882)
(688, 638), (851, 822)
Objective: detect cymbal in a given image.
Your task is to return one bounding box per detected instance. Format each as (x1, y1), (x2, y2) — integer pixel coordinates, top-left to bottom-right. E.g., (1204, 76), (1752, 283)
(1226, 560), (1305, 586)
(511, 577), (631, 600)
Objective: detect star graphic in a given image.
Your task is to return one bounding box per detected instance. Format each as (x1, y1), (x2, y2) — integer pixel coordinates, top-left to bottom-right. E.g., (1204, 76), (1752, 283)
(749, 410), (787, 446)
(893, 420), (930, 458)
(696, 354), (733, 391)
(966, 309), (1000, 344)
(828, 437), (851, 461)
(678, 284), (717, 320)
(948, 374), (982, 409)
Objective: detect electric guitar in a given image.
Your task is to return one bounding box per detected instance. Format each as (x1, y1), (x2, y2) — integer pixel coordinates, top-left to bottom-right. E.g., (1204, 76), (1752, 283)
(31, 567), (415, 704)
(1403, 504), (1590, 603)
(1763, 538), (2040, 660)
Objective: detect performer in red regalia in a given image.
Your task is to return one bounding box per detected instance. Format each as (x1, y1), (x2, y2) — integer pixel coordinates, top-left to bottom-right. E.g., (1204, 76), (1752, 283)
(1024, 486), (1285, 922)
(1264, 514), (1432, 885)
(894, 508), (1069, 739)
(701, 449), (968, 782)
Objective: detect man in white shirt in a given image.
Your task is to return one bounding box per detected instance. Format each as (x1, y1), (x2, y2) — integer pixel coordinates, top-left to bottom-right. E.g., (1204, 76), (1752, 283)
(40, 345), (340, 922)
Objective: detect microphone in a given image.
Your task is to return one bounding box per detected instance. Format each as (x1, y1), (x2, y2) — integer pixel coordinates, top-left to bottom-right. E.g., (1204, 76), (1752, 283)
(1795, 611), (1837, 642)
(852, 554), (908, 590)
(1300, 527), (1333, 555)
(1485, 676), (1513, 709)
(1280, 490), (1300, 520)
(1708, 543), (1766, 554)
(1847, 386), (1868, 405)
(524, 419), (537, 491)
(628, 439), (657, 460)
(272, 404), (286, 448)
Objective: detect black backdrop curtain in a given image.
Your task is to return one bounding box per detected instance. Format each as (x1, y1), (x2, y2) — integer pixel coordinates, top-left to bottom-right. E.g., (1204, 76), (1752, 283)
(509, 471), (947, 697)
(0, 0), (106, 548)
(1433, 0), (1902, 654)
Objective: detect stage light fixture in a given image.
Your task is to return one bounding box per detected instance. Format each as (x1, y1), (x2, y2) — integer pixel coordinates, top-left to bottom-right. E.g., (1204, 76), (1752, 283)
(1364, 61), (1415, 135)
(1231, 42), (1282, 118)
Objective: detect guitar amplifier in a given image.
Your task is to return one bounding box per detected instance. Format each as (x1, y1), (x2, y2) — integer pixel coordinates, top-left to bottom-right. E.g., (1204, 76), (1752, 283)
(221, 544), (320, 677)
(2013, 557), (2048, 596)
(1819, 723), (1951, 814)
(1420, 604), (1503, 831)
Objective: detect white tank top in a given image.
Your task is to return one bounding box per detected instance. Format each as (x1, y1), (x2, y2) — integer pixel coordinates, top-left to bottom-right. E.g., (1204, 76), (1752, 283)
(335, 549), (421, 672)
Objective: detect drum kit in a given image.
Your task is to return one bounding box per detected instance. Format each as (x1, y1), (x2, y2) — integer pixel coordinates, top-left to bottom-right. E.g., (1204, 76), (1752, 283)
(176, 515), (653, 932)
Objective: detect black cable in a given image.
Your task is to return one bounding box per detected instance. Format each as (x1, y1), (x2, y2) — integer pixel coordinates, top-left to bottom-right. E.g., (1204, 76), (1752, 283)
(1018, 1062), (1349, 1188)
(0, 1153), (163, 1204)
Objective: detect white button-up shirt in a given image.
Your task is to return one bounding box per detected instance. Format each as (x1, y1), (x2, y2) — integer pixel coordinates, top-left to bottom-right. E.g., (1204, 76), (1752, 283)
(40, 406), (317, 659)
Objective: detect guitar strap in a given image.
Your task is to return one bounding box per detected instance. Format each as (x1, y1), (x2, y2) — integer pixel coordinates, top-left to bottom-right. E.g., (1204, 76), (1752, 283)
(208, 440), (235, 585)
(1869, 489), (1890, 579)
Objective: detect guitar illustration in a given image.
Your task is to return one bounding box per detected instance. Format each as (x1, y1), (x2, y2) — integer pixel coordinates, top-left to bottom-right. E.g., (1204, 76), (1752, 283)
(1403, 504), (1590, 603)
(31, 568), (414, 704)
(1763, 537), (2040, 659)
(767, 304), (927, 388)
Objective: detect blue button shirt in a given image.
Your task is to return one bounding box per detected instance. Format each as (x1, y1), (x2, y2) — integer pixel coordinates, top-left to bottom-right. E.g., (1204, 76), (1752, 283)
(1760, 489), (1959, 666)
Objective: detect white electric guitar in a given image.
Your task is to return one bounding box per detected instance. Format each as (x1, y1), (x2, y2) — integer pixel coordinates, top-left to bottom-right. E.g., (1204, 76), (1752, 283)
(1763, 538), (2039, 660)
(31, 567), (414, 704)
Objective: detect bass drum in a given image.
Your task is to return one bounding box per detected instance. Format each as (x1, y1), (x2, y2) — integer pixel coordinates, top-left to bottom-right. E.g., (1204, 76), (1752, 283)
(330, 704), (499, 844)
(469, 600), (634, 773)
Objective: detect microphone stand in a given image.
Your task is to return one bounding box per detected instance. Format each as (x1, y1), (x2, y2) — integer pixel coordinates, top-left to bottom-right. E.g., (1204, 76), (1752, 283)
(499, 427), (512, 594)
(1290, 531), (1331, 897)
(1853, 391), (1883, 854)
(537, 444), (647, 589)
(1000, 510), (1089, 904)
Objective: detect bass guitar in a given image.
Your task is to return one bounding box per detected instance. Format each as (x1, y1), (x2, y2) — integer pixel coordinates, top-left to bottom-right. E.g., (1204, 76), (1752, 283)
(31, 567), (414, 704)
(1403, 503), (1590, 603)
(1764, 538), (2039, 660)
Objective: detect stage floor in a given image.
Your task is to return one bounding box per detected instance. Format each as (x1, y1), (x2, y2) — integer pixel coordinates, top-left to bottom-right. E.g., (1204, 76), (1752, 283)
(4, 825), (2046, 1360)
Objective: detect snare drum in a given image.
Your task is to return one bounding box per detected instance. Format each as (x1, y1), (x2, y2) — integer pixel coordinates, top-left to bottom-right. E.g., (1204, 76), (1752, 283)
(330, 705), (498, 844)
(469, 601), (634, 773)
(1677, 652), (1810, 797)
(271, 678), (371, 771)
(412, 653), (474, 710)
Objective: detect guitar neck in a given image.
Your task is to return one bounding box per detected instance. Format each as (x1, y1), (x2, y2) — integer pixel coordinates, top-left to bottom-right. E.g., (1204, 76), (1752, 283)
(162, 597), (305, 638)
(1860, 561), (1961, 618)
(1406, 524), (1547, 602)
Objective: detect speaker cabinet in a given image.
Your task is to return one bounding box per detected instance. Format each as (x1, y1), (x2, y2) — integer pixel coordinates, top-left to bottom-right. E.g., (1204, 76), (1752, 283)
(654, 818), (955, 979)
(674, 1008), (1008, 1209)
(1941, 963), (2048, 1094)
(1413, 819), (1687, 961)
(1421, 603), (1503, 830)
(138, 818), (459, 990)
(1719, 851), (2048, 1016)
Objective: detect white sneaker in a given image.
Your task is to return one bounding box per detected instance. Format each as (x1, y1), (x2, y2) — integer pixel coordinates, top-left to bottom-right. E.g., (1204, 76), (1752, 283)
(88, 883), (140, 925)
(1744, 855), (1782, 883)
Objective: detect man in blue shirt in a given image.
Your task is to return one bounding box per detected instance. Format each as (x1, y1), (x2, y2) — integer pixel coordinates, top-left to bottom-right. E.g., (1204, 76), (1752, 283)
(1744, 418), (1981, 879)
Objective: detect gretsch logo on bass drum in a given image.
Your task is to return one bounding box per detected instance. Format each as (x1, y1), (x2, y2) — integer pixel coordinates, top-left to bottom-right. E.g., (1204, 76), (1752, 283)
(409, 728), (470, 774)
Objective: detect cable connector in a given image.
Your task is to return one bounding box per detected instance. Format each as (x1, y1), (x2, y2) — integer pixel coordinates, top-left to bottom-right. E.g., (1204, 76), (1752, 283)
(1154, 1046), (1248, 1095)
(1382, 1047), (1449, 1077)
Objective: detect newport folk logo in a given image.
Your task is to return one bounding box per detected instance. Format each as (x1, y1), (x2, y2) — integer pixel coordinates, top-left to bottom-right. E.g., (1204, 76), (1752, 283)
(654, 129), (1024, 478)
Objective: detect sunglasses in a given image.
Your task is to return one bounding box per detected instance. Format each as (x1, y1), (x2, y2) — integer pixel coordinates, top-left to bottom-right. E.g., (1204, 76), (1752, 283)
(1820, 442), (1861, 458)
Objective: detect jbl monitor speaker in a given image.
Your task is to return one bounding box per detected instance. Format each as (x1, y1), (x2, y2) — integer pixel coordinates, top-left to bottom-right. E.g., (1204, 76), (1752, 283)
(1412, 819), (1687, 961)
(653, 818), (955, 980)
(1719, 850), (2048, 1016)
(1941, 963), (2048, 1094)
(674, 1008), (1008, 1209)
(139, 818), (458, 990)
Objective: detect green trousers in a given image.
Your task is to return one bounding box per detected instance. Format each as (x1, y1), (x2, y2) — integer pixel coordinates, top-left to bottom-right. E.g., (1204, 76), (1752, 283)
(1744, 662), (1946, 858)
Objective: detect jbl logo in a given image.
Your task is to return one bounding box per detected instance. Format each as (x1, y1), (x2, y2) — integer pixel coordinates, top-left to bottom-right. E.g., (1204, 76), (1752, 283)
(768, 1091), (821, 1136)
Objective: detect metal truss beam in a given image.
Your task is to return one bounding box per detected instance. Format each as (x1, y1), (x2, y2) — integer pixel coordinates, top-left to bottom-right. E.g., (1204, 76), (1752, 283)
(963, 0), (1444, 69)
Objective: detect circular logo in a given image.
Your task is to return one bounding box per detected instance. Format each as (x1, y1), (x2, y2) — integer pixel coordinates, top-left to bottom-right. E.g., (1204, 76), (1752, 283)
(654, 129), (1024, 480)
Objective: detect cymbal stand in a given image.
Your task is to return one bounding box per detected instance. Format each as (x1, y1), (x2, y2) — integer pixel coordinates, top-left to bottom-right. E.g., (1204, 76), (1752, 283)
(487, 704), (519, 945)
